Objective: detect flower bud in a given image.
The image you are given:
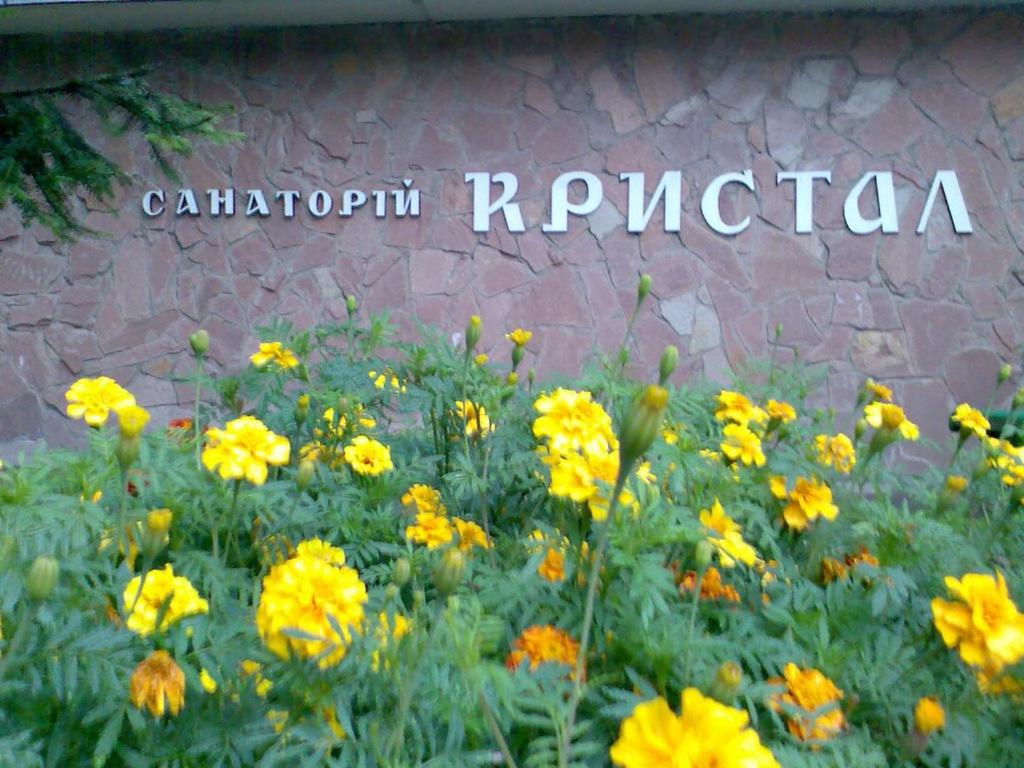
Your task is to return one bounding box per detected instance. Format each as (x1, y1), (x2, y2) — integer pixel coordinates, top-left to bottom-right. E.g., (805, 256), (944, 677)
(658, 345), (679, 385)
(142, 508), (173, 558)
(346, 295), (358, 319)
(413, 588), (426, 608)
(694, 540), (715, 571)
(506, 372), (518, 386)
(433, 548), (465, 596)
(384, 584), (400, 602)
(710, 661), (743, 702)
(465, 315), (482, 355)
(774, 323), (784, 340)
(116, 435), (141, 470)
(528, 369), (536, 389)
(637, 274), (652, 304)
(1013, 387), (1024, 411)
(618, 385), (670, 479)
(296, 459), (315, 491)
(295, 394), (310, 425)
(189, 329), (209, 357)
(511, 344), (524, 370)
(999, 363), (1013, 385)
(117, 405), (150, 439)
(854, 418), (867, 441)
(26, 555), (59, 601)
(392, 557), (412, 587)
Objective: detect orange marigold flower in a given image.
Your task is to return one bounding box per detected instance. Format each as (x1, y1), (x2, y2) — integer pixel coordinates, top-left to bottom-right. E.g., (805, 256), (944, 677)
(130, 650), (185, 718)
(680, 566), (740, 603)
(506, 625), (580, 675)
(768, 663), (845, 743)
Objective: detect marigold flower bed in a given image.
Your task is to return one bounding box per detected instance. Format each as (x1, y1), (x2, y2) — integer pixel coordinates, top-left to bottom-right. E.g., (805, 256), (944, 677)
(1, 281), (1022, 767)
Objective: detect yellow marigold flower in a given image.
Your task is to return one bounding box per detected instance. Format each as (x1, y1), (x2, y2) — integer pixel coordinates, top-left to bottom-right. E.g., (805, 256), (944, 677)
(369, 370), (387, 389)
(145, 508), (173, 536)
(931, 571), (1024, 675)
(372, 611), (412, 672)
(662, 425), (679, 445)
(123, 564), (209, 637)
(864, 378), (893, 402)
(343, 435), (393, 476)
(239, 659), (273, 697)
(976, 668), (1024, 696)
(267, 709), (289, 732)
(65, 376), (136, 427)
(474, 353), (489, 365)
(814, 433), (856, 473)
(864, 401), (919, 440)
(323, 706), (347, 739)
(714, 390), (768, 427)
(202, 415), (291, 485)
(130, 650), (185, 718)
(455, 400), (495, 438)
(768, 663), (845, 743)
(546, 447), (633, 521)
(506, 625), (580, 673)
(117, 405), (151, 438)
(530, 530), (566, 582)
(766, 399), (796, 424)
(679, 566), (740, 602)
(294, 538), (346, 566)
(720, 423), (766, 467)
(776, 476), (838, 531)
(506, 328), (533, 346)
(635, 461), (656, 484)
(255, 546), (368, 669)
(405, 511), (454, 549)
(699, 499), (758, 568)
(952, 403), (990, 439)
(946, 474), (968, 494)
(199, 668), (218, 694)
(401, 484), (446, 515)
(914, 696), (945, 734)
(699, 448), (721, 462)
(820, 557), (848, 584)
(533, 389), (616, 455)
(250, 341), (299, 370)
(611, 688), (780, 768)
(822, 547), (878, 583)
(453, 518), (490, 552)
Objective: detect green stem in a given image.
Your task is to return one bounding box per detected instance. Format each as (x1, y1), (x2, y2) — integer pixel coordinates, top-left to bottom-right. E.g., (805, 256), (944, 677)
(478, 691), (518, 768)
(680, 566), (706, 684)
(194, 355), (204, 470)
(559, 475), (625, 768)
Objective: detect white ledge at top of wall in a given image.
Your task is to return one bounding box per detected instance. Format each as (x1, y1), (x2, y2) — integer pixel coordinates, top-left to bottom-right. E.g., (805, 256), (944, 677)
(0, 0), (1022, 35)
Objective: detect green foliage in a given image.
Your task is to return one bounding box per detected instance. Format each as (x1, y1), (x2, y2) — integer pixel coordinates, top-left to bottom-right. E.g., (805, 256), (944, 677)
(0, 69), (240, 240)
(0, 307), (1022, 767)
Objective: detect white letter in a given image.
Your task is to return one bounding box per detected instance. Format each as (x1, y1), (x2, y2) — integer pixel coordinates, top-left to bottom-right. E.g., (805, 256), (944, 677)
(465, 172), (525, 233)
(620, 171), (682, 233)
(245, 189), (270, 217)
(340, 190), (367, 217)
(701, 170), (753, 235)
(392, 179), (420, 217)
(176, 189), (199, 217)
(207, 188), (235, 217)
(308, 189), (332, 218)
(543, 171), (603, 233)
(275, 190), (300, 218)
(844, 172), (898, 235)
(142, 190), (165, 217)
(373, 190), (387, 218)
(777, 171), (831, 234)
(917, 170), (973, 234)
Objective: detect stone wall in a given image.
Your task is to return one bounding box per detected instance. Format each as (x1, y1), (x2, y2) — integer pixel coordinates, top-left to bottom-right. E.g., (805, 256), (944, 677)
(2, 11), (1024, 468)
